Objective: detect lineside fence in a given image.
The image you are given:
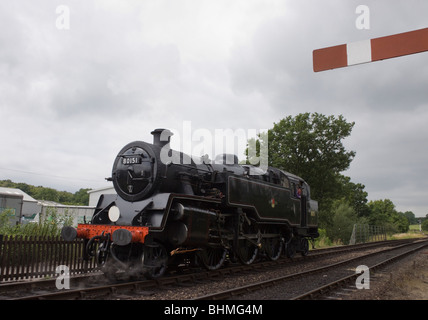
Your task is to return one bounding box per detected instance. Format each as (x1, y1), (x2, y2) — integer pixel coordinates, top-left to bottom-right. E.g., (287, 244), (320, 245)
(0, 234), (98, 282)
(349, 224), (387, 245)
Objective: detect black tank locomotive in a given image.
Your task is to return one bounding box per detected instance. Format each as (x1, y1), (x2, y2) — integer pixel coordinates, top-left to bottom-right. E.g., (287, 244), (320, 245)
(62, 129), (319, 278)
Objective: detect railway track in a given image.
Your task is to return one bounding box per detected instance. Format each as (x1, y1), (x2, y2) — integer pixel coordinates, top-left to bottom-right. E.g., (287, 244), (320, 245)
(0, 239), (422, 300)
(193, 238), (428, 300)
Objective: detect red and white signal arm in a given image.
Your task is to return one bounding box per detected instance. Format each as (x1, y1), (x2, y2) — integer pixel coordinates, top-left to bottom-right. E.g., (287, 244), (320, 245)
(313, 27), (428, 72)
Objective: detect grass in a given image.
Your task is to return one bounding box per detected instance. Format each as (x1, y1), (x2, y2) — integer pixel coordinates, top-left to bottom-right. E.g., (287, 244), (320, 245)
(409, 224), (423, 232)
(387, 224), (427, 240)
(312, 225), (427, 249)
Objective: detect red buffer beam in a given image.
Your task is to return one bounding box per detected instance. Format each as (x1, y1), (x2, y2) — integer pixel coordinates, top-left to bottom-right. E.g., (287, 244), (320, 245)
(313, 27), (428, 72)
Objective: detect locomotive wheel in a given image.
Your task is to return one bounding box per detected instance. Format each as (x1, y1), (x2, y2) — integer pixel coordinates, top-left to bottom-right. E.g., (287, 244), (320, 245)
(300, 237), (309, 256)
(99, 243), (129, 281)
(261, 227), (282, 261)
(96, 241), (122, 281)
(96, 242), (109, 267)
(236, 222), (259, 265)
(264, 236), (282, 261)
(236, 240), (259, 265)
(284, 238), (296, 259)
(199, 246), (227, 270)
(142, 243), (168, 279)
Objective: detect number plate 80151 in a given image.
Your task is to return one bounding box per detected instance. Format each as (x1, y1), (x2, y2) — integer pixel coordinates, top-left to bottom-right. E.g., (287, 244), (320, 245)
(122, 157), (141, 165)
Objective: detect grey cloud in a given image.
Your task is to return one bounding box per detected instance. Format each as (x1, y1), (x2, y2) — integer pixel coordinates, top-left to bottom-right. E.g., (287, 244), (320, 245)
(1, 1), (428, 216)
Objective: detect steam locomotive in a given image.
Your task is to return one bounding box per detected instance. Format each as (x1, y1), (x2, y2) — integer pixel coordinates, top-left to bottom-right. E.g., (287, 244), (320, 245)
(62, 129), (319, 278)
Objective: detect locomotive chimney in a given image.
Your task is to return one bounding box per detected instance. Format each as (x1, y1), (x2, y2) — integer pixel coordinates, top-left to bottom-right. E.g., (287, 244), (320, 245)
(151, 128), (173, 148)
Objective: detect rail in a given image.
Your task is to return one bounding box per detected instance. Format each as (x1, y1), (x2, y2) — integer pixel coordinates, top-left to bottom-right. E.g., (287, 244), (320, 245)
(193, 239), (428, 300)
(2, 239), (422, 300)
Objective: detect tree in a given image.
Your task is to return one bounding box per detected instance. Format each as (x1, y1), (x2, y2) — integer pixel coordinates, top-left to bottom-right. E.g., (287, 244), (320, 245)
(248, 113), (356, 228)
(0, 180), (90, 206)
(422, 219), (428, 232)
(58, 191), (74, 204)
(367, 199), (409, 233)
(368, 199), (395, 225)
(327, 199), (358, 244)
(73, 188), (90, 206)
(336, 175), (369, 218)
(393, 212), (410, 233)
(34, 187), (59, 202)
(402, 211), (417, 225)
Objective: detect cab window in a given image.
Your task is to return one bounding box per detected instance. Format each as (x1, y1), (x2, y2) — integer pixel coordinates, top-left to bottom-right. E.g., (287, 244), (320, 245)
(280, 173), (290, 188)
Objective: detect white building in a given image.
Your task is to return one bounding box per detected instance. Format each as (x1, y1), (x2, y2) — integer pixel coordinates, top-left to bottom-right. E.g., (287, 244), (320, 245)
(87, 185), (116, 207)
(37, 200), (95, 226)
(0, 187), (95, 227)
(0, 187), (39, 223)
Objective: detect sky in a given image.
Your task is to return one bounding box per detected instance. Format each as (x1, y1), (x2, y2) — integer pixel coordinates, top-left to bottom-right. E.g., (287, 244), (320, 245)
(0, 1), (427, 217)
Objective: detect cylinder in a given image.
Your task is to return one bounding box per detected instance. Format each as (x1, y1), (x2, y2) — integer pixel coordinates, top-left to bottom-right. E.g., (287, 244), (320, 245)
(167, 221), (188, 246)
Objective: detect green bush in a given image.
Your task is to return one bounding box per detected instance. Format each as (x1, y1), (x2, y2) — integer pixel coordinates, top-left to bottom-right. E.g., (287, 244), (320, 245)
(422, 220), (428, 232)
(314, 228), (333, 248)
(0, 207), (73, 236)
(326, 200), (357, 244)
